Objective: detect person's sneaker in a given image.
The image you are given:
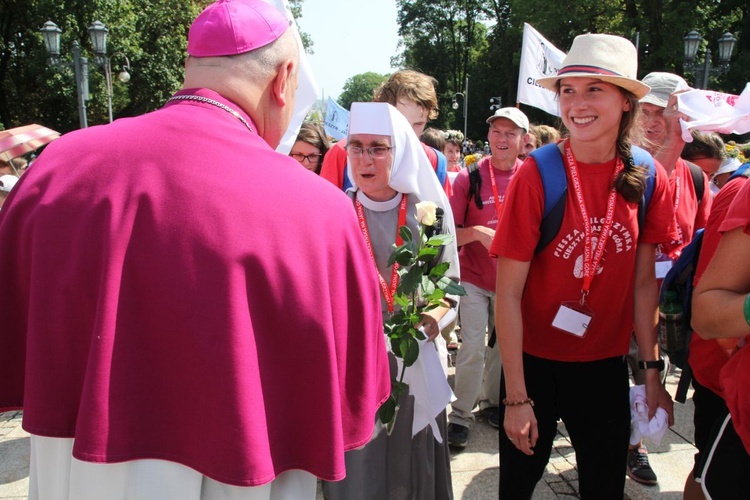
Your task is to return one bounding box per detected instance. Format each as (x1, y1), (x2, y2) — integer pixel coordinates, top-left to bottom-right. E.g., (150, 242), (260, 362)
(447, 423), (469, 448)
(627, 446), (658, 485)
(481, 407), (500, 429)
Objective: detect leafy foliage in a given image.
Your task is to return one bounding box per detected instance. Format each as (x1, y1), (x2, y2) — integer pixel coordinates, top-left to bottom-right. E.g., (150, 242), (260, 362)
(382, 0), (749, 140)
(377, 204), (466, 430)
(0, 0), (314, 133)
(0, 0), (211, 132)
(337, 71), (389, 110)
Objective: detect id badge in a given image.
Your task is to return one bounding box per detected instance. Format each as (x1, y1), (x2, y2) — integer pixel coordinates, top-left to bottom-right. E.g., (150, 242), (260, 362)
(552, 301), (594, 338)
(655, 260), (673, 279)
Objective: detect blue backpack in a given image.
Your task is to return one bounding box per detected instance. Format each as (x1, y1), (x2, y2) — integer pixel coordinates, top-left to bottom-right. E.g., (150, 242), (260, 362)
(659, 162), (750, 402)
(529, 143), (657, 255)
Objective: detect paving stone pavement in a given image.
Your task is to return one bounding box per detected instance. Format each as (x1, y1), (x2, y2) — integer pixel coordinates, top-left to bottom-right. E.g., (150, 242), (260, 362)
(1, 367), (695, 499)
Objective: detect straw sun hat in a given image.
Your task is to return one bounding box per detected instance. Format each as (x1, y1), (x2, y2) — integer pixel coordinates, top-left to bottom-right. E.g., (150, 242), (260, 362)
(536, 33), (650, 99)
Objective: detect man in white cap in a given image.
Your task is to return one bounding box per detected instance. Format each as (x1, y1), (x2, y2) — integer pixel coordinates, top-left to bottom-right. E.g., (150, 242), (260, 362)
(627, 71), (713, 486)
(0, 0), (390, 498)
(447, 107), (530, 447)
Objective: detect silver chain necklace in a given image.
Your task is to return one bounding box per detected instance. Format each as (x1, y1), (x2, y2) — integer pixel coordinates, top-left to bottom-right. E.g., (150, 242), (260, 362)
(166, 94), (254, 133)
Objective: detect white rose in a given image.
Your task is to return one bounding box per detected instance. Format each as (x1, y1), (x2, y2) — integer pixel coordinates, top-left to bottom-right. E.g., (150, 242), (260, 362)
(415, 201), (438, 226)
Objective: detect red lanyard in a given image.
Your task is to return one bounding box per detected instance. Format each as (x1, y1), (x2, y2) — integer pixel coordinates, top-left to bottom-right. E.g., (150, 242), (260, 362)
(564, 142), (622, 305)
(355, 193), (408, 312)
(671, 173), (684, 247)
(487, 160), (504, 218)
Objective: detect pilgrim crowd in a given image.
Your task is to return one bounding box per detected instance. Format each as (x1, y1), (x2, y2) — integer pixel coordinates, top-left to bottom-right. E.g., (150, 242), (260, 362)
(1, 0), (749, 499)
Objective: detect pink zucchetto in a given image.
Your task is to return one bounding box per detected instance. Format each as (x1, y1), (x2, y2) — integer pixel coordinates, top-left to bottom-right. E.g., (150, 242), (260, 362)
(187, 0), (290, 57)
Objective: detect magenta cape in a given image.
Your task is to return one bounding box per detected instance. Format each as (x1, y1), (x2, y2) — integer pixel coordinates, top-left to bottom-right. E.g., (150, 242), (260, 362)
(0, 88), (390, 486)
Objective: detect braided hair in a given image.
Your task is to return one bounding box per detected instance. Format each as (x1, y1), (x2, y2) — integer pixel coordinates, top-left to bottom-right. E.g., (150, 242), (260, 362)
(613, 92), (647, 203)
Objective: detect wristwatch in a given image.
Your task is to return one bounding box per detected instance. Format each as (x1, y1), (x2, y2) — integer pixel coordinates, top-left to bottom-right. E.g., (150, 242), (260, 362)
(638, 359), (665, 371)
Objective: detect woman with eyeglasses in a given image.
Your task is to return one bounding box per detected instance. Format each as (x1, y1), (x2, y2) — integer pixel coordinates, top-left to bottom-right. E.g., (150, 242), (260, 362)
(289, 121), (329, 174)
(322, 102), (459, 500)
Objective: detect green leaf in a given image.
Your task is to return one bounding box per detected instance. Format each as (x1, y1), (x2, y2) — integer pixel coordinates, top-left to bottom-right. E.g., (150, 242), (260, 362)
(393, 294), (410, 308)
(377, 395), (398, 427)
(421, 275), (436, 296)
(417, 247), (439, 260)
(401, 336), (420, 367)
(399, 225), (414, 244)
(437, 276), (468, 296)
(398, 265), (423, 296)
(388, 245), (414, 267)
(390, 336), (403, 358)
(426, 234), (455, 247)
(425, 288), (446, 303)
(429, 262), (450, 277)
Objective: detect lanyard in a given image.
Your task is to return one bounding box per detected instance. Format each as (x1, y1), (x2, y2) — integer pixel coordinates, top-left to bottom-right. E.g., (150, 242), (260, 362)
(355, 193), (408, 312)
(487, 160), (504, 218)
(671, 173), (684, 247)
(564, 142), (622, 305)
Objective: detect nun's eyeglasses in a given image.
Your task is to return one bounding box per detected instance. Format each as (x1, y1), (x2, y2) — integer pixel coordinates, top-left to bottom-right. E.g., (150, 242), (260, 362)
(346, 145), (393, 159)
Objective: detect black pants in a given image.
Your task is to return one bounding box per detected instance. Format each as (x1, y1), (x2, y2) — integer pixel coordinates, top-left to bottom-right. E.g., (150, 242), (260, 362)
(691, 376), (729, 475)
(498, 353), (630, 499)
(696, 413), (750, 499)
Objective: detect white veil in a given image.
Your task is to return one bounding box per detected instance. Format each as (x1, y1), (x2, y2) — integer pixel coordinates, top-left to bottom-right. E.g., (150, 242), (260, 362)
(345, 102), (456, 241)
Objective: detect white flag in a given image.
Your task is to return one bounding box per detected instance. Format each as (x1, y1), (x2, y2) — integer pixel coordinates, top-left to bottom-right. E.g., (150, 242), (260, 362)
(324, 97), (350, 141)
(677, 83), (750, 141)
(516, 23), (566, 117)
(265, 0), (320, 154)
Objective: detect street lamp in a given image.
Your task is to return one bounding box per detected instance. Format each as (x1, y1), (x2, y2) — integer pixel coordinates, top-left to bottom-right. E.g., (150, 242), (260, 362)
(683, 30), (736, 89)
(451, 77), (469, 140)
(40, 20), (131, 128)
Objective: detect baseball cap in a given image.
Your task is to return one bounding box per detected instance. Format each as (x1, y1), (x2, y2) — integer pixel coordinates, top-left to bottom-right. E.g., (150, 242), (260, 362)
(486, 107), (530, 132)
(187, 0), (290, 57)
(640, 72), (690, 108)
(0, 174), (18, 193)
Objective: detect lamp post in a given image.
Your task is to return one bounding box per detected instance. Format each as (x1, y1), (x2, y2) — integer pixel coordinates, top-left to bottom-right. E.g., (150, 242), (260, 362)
(451, 77), (469, 140)
(683, 30), (736, 89)
(40, 20), (131, 128)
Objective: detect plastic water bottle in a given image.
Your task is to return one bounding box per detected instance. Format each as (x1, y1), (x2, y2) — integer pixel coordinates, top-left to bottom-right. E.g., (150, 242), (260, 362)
(658, 290), (685, 354)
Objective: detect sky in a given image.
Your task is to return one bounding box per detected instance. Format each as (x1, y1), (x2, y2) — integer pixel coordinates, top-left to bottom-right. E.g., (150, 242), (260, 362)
(296, 0), (400, 101)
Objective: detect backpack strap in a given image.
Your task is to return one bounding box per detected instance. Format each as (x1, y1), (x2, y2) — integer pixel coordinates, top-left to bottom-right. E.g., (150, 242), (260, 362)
(632, 145), (656, 233)
(531, 143), (567, 255)
(728, 162), (750, 182)
(432, 148), (448, 187)
(685, 160), (705, 203)
(532, 144), (657, 255)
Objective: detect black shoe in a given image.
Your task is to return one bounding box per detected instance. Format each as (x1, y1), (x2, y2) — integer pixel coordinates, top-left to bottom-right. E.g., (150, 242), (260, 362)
(481, 407), (500, 429)
(627, 446), (658, 485)
(447, 423), (469, 448)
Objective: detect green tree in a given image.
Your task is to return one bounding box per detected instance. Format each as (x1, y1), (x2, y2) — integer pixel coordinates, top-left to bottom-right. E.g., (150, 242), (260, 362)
(338, 72), (389, 110)
(289, 0), (313, 54)
(0, 0), (318, 133)
(0, 0), (211, 132)
(392, 0), (747, 136)
(394, 0), (490, 138)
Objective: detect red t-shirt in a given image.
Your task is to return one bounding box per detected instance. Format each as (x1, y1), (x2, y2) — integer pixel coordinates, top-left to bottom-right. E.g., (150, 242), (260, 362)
(319, 140), (453, 197)
(658, 158), (712, 259)
(690, 176), (747, 397)
(490, 154), (677, 362)
(450, 156), (520, 292)
(717, 180), (750, 453)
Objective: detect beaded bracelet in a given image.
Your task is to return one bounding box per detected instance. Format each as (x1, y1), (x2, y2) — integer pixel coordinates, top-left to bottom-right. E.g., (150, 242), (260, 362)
(502, 397), (535, 407)
(744, 293), (750, 327)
